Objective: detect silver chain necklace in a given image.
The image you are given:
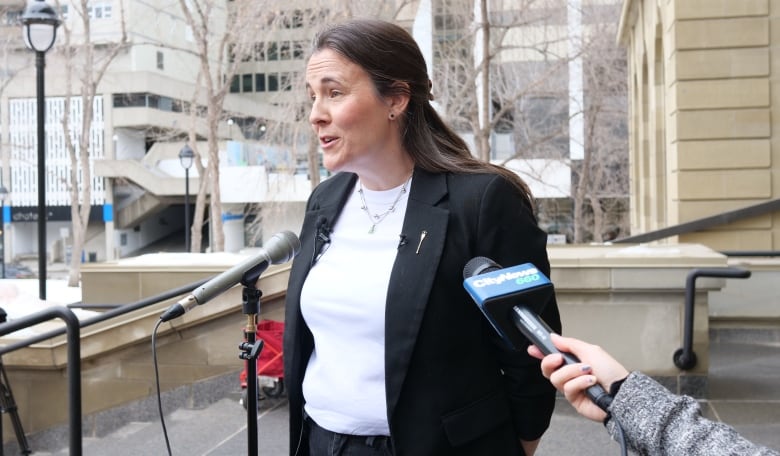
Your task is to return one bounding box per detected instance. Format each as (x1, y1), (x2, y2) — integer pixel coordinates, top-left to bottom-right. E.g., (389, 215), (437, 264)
(358, 176), (412, 234)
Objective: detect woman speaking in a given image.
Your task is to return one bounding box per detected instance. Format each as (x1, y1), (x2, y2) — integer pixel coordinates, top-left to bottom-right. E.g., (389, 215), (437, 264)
(283, 19), (562, 456)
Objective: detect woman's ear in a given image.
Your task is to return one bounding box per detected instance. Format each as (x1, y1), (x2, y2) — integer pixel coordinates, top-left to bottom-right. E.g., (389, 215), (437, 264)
(387, 81), (411, 115)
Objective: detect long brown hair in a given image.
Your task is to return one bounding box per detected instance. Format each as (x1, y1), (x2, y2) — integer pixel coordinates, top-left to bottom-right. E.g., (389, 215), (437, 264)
(310, 19), (534, 206)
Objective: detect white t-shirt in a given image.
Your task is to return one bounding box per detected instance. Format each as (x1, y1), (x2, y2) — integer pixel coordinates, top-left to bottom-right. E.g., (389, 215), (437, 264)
(301, 178), (411, 436)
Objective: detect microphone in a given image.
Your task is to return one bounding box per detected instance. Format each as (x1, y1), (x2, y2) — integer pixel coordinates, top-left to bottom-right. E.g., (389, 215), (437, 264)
(315, 216), (331, 241)
(463, 256), (612, 412)
(160, 230), (301, 322)
(312, 217), (332, 266)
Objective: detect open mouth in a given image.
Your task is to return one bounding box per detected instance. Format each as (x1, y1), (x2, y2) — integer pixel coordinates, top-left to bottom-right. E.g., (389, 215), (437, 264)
(320, 136), (338, 145)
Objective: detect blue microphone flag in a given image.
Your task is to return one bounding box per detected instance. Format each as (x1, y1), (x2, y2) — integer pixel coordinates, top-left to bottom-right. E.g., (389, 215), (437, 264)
(463, 262), (553, 350)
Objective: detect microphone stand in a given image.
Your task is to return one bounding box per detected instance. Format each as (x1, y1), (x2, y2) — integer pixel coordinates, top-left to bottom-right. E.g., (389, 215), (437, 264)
(238, 281), (264, 456)
(0, 308), (31, 455)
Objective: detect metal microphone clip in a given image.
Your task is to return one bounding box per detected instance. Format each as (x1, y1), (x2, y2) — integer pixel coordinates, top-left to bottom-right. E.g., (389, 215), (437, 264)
(312, 217), (332, 266)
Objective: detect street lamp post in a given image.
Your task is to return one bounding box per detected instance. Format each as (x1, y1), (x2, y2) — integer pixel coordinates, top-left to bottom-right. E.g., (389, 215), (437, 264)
(21, 0), (60, 301)
(0, 186), (7, 279)
(179, 144), (194, 253)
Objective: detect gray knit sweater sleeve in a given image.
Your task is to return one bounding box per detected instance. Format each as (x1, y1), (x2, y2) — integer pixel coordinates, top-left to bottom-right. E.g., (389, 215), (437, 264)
(605, 372), (779, 456)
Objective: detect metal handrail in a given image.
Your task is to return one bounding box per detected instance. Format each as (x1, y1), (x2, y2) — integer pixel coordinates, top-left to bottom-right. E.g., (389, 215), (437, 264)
(0, 307), (81, 455)
(0, 276), (211, 455)
(719, 251), (780, 257)
(613, 198), (780, 244)
(0, 277), (209, 357)
(673, 267), (751, 370)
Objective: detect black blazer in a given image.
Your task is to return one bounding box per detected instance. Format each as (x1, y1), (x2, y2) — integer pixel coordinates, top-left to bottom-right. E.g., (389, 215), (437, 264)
(284, 168), (561, 456)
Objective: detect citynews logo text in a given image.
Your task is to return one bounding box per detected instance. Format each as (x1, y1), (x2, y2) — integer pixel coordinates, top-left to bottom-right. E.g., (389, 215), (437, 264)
(472, 267), (540, 287)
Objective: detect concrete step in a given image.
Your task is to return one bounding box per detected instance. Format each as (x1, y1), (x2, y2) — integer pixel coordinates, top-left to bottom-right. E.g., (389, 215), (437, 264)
(23, 397), (289, 456)
(710, 327), (780, 346)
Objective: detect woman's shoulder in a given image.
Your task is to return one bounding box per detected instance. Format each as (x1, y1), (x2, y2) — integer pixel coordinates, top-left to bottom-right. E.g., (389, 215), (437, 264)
(445, 170), (518, 193)
(303, 172), (357, 211)
(443, 170), (533, 214)
(311, 172), (355, 196)
(314, 171), (354, 188)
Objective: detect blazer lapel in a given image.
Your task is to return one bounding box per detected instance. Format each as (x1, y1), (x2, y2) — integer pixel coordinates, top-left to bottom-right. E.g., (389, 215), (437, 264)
(291, 172), (356, 282)
(385, 169), (449, 419)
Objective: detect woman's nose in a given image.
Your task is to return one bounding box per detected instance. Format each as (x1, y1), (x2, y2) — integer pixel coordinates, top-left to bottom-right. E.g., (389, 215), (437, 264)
(309, 99), (328, 126)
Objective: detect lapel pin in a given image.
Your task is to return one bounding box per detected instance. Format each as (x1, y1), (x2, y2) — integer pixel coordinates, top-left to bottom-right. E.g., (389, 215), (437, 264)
(416, 230), (428, 254)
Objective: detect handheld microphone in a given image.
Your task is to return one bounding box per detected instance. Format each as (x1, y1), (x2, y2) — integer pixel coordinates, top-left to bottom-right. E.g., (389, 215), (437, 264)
(463, 256), (612, 412)
(160, 230), (301, 322)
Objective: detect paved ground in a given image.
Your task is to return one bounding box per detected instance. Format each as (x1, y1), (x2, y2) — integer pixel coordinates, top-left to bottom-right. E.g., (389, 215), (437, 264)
(12, 335), (779, 456)
(7, 254), (780, 454)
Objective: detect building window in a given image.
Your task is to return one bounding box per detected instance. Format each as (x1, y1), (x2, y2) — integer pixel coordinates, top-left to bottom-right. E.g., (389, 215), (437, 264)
(87, 2), (112, 19)
(254, 42), (266, 62)
(279, 41), (291, 60)
(156, 51), (164, 70)
(4, 10), (23, 25)
(158, 96), (173, 111)
(242, 74), (253, 92)
(255, 73), (266, 92)
(100, 3), (112, 18)
(290, 10), (304, 28)
(267, 42), (278, 61)
(146, 94), (160, 108)
(280, 72), (292, 91)
(230, 76), (240, 93)
(293, 40), (305, 59)
(171, 99), (187, 113)
(113, 93), (147, 107)
(113, 92), (203, 115)
(250, 40), (308, 61)
(517, 95), (569, 157)
(268, 73), (279, 91)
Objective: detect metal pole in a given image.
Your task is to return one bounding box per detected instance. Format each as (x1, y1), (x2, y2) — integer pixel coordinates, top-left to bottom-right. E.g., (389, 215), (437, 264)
(1, 201), (4, 279)
(184, 168), (190, 252)
(36, 51), (47, 300)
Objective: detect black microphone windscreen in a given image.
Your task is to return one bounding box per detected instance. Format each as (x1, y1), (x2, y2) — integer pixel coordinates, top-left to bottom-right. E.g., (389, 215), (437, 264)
(463, 256), (501, 279)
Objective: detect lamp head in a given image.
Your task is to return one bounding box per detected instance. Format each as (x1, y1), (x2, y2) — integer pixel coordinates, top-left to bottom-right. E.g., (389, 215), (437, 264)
(21, 0), (61, 53)
(179, 144), (195, 170)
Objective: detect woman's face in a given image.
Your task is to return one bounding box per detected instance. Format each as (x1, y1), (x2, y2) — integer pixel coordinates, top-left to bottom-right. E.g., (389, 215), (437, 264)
(306, 49), (400, 175)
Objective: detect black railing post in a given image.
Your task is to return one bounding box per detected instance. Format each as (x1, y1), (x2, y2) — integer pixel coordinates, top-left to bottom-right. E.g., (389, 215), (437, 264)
(673, 267), (751, 370)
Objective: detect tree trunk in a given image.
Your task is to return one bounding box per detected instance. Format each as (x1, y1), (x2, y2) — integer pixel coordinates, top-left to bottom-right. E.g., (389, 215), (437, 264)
(206, 104), (225, 251)
(62, 0), (126, 285)
(307, 132), (320, 189)
(191, 165), (210, 252)
(477, 0), (491, 161)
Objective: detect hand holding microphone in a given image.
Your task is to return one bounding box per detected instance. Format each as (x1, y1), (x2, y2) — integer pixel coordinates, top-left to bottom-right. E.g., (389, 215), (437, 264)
(462, 256), (613, 412)
(160, 230), (301, 322)
(528, 334), (629, 422)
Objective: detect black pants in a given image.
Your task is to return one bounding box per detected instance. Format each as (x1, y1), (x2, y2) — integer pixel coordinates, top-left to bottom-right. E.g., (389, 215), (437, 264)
(306, 416), (393, 456)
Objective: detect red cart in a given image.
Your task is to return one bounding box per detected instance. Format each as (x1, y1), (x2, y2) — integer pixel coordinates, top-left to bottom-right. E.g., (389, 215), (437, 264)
(240, 319), (285, 409)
